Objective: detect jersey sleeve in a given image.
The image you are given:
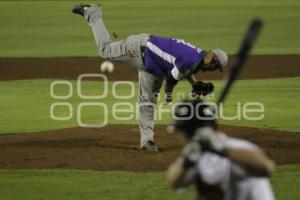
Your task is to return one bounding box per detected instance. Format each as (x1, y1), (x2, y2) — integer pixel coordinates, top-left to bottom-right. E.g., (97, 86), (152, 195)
(168, 57), (196, 81)
(173, 51), (205, 80)
(166, 69), (179, 85)
(169, 66), (182, 80)
(168, 38), (205, 80)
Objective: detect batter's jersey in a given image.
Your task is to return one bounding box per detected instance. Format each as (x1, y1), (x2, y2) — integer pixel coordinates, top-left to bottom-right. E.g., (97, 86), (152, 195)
(143, 36), (206, 81)
(196, 133), (275, 200)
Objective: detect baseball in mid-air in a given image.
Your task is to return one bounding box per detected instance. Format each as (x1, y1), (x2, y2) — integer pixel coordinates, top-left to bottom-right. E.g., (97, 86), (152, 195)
(100, 61), (114, 73)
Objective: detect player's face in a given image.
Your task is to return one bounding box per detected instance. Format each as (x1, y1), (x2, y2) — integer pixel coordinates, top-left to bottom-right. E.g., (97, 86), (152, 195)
(208, 56), (221, 71)
(202, 51), (221, 72)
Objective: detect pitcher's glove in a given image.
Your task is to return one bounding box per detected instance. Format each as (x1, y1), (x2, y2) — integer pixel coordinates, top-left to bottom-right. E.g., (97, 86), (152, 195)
(192, 81), (214, 96)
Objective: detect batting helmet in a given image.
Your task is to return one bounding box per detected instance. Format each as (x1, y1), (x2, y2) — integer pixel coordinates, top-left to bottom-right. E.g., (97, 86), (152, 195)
(169, 99), (217, 138)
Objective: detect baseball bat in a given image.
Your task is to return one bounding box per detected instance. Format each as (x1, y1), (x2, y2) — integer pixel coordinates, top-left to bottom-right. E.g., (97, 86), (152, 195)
(216, 18), (263, 106)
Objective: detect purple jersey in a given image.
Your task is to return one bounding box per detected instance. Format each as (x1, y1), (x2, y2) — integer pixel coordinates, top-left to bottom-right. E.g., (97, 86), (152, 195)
(143, 36), (206, 81)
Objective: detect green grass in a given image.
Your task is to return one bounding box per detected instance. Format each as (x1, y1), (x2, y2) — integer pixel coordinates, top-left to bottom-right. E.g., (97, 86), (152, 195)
(0, 77), (299, 134)
(0, 0), (299, 57)
(0, 165), (299, 200)
(0, 170), (196, 200)
(271, 165), (300, 200)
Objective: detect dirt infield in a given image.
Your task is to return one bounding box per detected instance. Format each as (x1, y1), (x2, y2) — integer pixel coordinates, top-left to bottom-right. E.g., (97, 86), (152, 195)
(0, 125), (299, 172)
(0, 56), (299, 171)
(0, 55), (300, 81)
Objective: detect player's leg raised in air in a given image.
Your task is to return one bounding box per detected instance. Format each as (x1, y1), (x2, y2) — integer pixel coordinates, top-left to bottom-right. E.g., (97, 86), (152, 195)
(72, 4), (159, 151)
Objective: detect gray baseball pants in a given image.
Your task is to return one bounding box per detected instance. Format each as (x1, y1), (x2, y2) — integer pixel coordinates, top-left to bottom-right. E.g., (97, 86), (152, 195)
(84, 5), (163, 147)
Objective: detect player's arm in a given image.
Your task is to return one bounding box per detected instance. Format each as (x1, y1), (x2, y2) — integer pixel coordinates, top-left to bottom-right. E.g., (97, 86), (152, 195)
(224, 148), (275, 177)
(167, 160), (197, 189)
(167, 142), (201, 189)
(164, 77), (177, 103)
(186, 75), (197, 85)
(164, 78), (176, 93)
(165, 67), (179, 104)
(195, 129), (275, 177)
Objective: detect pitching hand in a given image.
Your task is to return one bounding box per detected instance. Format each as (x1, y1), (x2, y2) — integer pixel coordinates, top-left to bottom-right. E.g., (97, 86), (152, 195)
(164, 93), (173, 105)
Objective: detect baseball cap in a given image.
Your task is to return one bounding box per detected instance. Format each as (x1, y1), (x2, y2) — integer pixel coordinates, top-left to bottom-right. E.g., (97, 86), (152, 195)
(212, 49), (228, 72)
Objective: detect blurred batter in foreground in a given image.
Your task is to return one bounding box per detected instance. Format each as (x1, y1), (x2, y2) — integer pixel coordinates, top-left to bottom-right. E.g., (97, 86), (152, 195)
(167, 99), (275, 200)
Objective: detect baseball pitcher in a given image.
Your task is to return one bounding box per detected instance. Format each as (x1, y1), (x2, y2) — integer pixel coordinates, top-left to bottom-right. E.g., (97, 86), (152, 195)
(167, 99), (275, 200)
(72, 4), (228, 151)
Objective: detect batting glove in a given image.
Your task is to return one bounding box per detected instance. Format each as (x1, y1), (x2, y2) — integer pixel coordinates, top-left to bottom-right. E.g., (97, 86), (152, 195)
(180, 141), (202, 170)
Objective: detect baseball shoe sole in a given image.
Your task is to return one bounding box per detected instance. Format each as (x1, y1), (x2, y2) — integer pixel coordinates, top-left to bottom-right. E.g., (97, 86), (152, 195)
(71, 4), (92, 16)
